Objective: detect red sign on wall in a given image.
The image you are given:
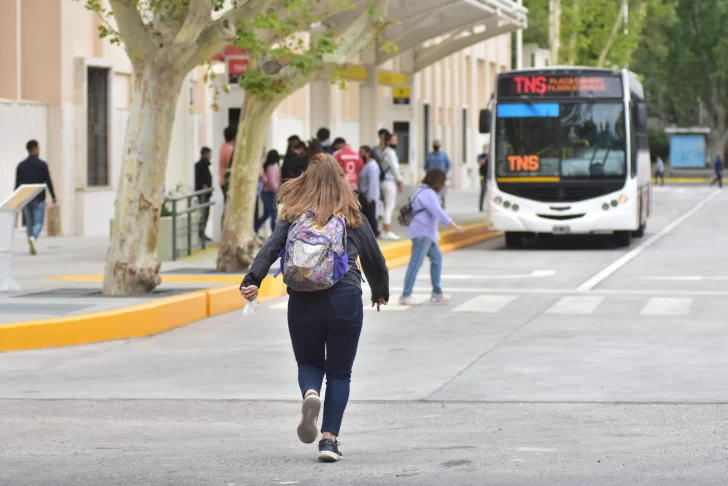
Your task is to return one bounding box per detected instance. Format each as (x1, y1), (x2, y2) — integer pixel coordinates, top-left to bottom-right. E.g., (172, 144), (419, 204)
(227, 55), (249, 84)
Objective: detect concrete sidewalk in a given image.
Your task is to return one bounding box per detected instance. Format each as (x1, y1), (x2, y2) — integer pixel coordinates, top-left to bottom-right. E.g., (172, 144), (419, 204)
(2, 188), (486, 325)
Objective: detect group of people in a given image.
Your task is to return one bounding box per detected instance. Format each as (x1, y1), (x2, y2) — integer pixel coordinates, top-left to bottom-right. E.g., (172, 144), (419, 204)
(230, 127), (463, 463)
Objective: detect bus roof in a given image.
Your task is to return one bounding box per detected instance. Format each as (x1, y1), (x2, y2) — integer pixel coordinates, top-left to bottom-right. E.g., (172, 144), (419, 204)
(500, 66), (625, 76)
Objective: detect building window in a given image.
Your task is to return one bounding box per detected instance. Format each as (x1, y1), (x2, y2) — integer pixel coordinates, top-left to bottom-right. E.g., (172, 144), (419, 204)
(189, 77), (195, 107)
(423, 104), (430, 163)
(393, 121), (410, 164)
(87, 67), (110, 187)
(462, 107), (468, 164)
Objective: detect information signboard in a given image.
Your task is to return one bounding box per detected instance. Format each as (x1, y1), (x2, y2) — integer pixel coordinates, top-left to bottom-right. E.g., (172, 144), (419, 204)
(0, 184), (46, 292)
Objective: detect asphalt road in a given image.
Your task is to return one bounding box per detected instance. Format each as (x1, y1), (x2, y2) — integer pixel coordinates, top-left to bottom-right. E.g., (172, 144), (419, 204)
(2, 185), (728, 485)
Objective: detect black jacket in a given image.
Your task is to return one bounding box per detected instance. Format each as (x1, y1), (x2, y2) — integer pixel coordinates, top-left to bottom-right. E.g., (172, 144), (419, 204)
(194, 158), (213, 191)
(15, 156), (56, 204)
(281, 153), (309, 183)
(242, 216), (389, 304)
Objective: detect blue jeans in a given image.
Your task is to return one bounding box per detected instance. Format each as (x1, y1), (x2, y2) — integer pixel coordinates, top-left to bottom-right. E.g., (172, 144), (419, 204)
(254, 191), (277, 232)
(403, 236), (443, 297)
(288, 285), (363, 437)
(23, 201), (46, 240)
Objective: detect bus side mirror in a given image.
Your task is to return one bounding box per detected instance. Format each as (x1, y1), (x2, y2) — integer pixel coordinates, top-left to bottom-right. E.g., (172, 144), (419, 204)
(479, 109), (492, 134)
(633, 103), (648, 130)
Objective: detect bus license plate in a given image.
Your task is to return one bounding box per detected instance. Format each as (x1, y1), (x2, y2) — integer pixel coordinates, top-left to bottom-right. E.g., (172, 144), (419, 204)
(553, 225), (571, 234)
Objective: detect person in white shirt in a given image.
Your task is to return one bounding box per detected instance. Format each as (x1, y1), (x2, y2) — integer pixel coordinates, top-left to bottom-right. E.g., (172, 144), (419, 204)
(380, 133), (404, 240)
(654, 156), (665, 186)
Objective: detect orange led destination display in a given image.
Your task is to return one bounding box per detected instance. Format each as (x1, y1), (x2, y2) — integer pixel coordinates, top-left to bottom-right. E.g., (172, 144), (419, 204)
(498, 73), (623, 99)
(508, 155), (540, 172)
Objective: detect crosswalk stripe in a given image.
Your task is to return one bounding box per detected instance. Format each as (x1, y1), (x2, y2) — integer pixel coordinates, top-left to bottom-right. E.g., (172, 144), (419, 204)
(454, 295), (517, 313)
(640, 297), (692, 316)
(545, 296), (605, 315)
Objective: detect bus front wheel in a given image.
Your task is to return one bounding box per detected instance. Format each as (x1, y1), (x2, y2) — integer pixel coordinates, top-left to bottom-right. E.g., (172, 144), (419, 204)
(505, 232), (524, 249)
(614, 231), (632, 247)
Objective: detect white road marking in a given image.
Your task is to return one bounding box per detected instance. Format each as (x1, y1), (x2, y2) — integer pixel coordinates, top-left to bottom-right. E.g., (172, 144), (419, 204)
(389, 286), (728, 296)
(439, 270), (555, 280)
(545, 296), (605, 315)
(454, 295), (517, 313)
(576, 190), (721, 292)
(640, 297), (693, 316)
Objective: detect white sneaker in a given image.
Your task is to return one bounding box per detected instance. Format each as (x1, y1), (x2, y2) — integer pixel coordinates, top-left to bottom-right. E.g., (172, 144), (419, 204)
(28, 236), (37, 255)
(430, 293), (451, 304)
(297, 393), (321, 444)
(380, 231), (400, 241)
(399, 295), (420, 306)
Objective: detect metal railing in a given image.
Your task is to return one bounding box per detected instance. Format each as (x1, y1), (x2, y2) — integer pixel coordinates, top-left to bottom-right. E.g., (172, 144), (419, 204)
(168, 187), (215, 260)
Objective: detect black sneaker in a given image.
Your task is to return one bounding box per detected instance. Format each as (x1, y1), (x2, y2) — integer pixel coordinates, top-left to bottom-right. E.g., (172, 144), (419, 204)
(318, 438), (343, 462)
(296, 393), (321, 444)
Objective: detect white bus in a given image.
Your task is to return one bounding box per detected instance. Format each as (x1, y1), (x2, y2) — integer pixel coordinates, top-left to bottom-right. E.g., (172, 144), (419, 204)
(479, 67), (651, 248)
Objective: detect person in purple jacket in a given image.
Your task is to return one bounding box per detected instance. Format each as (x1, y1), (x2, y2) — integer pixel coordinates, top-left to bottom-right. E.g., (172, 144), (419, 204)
(399, 169), (464, 306)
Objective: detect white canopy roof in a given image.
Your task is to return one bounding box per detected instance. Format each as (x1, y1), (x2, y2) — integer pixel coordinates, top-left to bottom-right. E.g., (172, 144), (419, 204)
(328, 0), (527, 73)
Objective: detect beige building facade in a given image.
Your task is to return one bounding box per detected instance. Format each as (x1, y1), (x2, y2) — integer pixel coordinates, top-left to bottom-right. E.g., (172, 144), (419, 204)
(0, 0), (522, 238)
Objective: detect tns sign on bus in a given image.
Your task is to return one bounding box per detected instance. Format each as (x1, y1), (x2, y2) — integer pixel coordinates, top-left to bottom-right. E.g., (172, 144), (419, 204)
(499, 74), (623, 99)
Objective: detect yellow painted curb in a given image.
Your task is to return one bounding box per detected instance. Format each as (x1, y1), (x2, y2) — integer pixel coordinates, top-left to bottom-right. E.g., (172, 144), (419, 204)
(0, 291), (209, 352)
(2, 221), (500, 352)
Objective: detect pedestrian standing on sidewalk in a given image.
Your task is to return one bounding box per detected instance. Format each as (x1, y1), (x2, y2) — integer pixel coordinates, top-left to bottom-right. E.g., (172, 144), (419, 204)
(711, 154), (723, 188)
(478, 144), (489, 212)
(194, 147), (213, 242)
(424, 140), (451, 208)
(219, 126), (236, 203)
(380, 133), (404, 240)
(654, 156), (665, 186)
(255, 150), (281, 234)
(357, 145), (381, 238)
(239, 153), (389, 463)
(399, 168), (464, 306)
(15, 140), (56, 255)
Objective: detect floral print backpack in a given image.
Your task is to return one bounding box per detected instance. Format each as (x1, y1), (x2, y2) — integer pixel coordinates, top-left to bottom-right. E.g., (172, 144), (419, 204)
(275, 210), (349, 291)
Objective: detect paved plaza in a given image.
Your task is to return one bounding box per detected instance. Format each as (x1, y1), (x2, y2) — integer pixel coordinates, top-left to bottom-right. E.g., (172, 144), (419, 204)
(2, 185), (728, 485)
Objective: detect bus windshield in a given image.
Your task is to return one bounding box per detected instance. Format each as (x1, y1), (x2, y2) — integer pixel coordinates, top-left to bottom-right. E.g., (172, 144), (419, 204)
(495, 102), (627, 180)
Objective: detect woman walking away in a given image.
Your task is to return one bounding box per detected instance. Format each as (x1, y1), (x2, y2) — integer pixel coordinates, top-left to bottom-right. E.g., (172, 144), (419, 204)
(400, 168), (464, 306)
(255, 150), (281, 234)
(240, 153), (389, 462)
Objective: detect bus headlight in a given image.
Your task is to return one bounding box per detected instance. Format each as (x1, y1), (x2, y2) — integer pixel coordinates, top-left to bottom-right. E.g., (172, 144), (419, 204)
(619, 194), (628, 204)
(512, 204), (519, 212)
(503, 201), (511, 209)
(611, 200), (618, 207)
(494, 196), (503, 205)
(602, 203), (609, 211)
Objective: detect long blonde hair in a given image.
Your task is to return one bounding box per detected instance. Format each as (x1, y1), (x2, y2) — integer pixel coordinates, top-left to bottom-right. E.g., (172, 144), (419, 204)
(278, 153), (362, 228)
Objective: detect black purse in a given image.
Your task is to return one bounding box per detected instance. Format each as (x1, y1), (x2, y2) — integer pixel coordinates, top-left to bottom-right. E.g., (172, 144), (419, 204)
(398, 190), (424, 226)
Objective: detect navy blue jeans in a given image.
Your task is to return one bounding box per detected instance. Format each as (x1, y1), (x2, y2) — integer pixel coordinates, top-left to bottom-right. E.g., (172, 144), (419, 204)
(254, 191), (278, 233)
(287, 285), (363, 437)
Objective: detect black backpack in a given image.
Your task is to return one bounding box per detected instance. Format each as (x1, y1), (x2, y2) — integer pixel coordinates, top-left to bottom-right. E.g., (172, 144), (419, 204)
(372, 147), (389, 182)
(398, 190), (424, 226)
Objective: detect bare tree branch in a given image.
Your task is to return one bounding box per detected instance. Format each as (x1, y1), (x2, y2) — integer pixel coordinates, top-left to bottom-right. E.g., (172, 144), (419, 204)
(174, 0), (214, 45)
(597, 0), (627, 67)
(108, 0), (154, 56)
(323, 0), (388, 65)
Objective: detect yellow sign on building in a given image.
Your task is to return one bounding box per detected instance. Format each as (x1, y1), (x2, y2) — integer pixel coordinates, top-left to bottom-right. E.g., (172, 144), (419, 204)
(377, 70), (409, 87)
(333, 64), (369, 82)
(393, 87), (411, 105)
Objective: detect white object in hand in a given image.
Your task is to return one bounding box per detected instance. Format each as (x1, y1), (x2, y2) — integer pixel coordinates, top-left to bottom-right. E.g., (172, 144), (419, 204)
(242, 299), (259, 318)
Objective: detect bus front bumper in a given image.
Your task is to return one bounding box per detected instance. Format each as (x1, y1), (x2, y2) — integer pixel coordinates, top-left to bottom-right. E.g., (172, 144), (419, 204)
(489, 196), (639, 234)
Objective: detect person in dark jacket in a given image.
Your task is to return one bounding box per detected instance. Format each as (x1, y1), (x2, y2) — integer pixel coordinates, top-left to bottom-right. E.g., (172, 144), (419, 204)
(194, 147), (213, 241)
(316, 127), (335, 154)
(15, 140), (56, 255)
(477, 143), (489, 212)
(711, 154), (724, 188)
(281, 141), (309, 183)
(240, 153), (389, 463)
